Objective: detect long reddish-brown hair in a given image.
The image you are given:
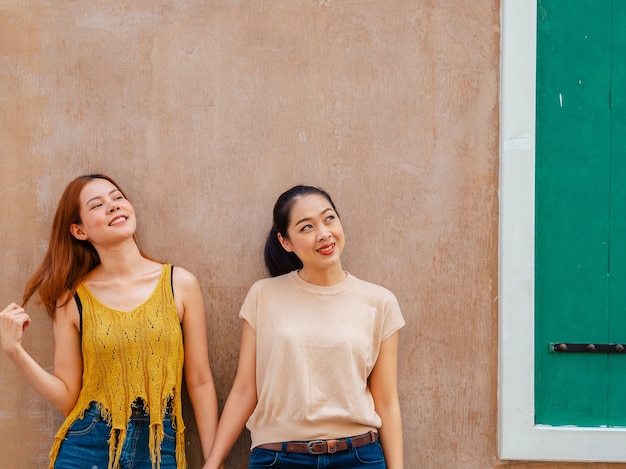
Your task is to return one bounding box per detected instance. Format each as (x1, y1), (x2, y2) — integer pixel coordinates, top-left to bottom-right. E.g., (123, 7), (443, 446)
(22, 174), (145, 317)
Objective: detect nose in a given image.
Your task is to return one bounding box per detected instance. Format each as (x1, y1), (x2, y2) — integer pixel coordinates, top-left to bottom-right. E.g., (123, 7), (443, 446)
(317, 226), (332, 241)
(108, 201), (120, 213)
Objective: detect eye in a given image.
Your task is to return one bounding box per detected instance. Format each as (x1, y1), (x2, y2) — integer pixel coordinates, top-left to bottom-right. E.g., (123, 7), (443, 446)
(325, 214), (336, 222)
(89, 202), (103, 210)
(300, 224), (313, 232)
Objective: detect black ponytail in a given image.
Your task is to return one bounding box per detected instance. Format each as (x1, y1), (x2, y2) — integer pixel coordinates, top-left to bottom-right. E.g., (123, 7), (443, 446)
(263, 227), (303, 277)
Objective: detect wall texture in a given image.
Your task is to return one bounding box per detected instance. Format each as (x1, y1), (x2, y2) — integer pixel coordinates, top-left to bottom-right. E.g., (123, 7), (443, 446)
(0, 1), (560, 468)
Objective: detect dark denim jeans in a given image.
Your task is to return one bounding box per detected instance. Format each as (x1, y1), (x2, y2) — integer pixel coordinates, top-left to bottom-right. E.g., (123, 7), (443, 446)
(54, 402), (177, 469)
(249, 439), (386, 469)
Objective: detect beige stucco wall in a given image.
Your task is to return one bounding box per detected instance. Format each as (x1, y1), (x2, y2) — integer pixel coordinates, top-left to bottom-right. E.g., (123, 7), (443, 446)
(1, 1), (599, 468)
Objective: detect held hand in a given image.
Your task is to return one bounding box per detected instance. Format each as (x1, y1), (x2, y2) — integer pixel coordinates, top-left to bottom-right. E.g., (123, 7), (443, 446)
(0, 303), (32, 355)
(201, 461), (224, 469)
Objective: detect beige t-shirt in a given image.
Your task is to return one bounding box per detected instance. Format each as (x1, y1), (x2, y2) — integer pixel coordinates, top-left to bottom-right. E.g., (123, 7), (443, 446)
(240, 270), (405, 448)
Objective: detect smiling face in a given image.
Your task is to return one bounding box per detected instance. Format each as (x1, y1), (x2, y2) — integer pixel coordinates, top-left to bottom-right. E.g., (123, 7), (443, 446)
(278, 193), (345, 281)
(69, 178), (136, 247)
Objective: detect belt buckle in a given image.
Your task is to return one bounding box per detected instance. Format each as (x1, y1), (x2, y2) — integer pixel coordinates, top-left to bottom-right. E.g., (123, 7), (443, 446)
(306, 439), (326, 455)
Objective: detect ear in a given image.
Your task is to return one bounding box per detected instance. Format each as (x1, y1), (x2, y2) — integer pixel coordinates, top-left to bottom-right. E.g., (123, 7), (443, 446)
(277, 232), (293, 253)
(69, 223), (88, 241)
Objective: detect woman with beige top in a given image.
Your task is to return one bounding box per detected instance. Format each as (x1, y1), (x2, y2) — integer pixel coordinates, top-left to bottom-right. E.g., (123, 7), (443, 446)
(204, 185), (405, 469)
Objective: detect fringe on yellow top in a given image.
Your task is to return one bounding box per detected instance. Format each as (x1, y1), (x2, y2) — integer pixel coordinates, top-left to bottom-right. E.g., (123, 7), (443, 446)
(48, 264), (187, 469)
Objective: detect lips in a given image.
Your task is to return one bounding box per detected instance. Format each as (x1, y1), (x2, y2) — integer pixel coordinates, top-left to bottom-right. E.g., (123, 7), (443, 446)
(317, 243), (335, 255)
(109, 215), (128, 226)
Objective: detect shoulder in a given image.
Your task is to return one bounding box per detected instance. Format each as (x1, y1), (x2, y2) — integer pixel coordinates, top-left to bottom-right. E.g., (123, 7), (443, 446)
(249, 273), (290, 292)
(171, 265), (198, 283)
(240, 274), (291, 304)
(351, 276), (405, 333)
(54, 290), (81, 328)
(171, 266), (201, 295)
(56, 289), (74, 307)
(349, 274), (398, 300)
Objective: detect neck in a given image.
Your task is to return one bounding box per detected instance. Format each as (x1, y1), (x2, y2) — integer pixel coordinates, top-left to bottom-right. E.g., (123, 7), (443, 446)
(298, 263), (346, 286)
(93, 238), (147, 277)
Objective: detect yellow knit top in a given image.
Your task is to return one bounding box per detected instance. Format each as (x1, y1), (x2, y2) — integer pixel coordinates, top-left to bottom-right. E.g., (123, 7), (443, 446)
(48, 264), (187, 469)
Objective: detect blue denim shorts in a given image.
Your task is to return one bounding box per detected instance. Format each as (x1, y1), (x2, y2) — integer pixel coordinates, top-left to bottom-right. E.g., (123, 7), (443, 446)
(249, 439), (386, 469)
(53, 402), (177, 469)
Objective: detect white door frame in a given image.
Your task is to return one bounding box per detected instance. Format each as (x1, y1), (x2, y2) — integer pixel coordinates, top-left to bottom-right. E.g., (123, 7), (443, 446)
(498, 0), (626, 462)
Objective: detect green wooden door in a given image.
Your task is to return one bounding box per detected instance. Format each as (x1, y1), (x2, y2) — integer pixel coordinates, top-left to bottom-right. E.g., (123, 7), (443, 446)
(535, 0), (626, 426)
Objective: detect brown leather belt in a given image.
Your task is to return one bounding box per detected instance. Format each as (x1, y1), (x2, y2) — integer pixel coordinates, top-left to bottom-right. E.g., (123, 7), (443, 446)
(256, 431), (378, 455)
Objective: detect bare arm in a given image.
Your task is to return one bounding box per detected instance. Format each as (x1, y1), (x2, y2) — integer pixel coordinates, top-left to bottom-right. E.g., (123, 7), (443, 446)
(369, 331), (403, 469)
(203, 320), (258, 469)
(0, 298), (82, 415)
(174, 267), (220, 461)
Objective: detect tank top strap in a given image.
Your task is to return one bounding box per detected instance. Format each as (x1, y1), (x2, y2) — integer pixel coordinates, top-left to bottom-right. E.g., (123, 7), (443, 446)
(73, 291), (83, 337)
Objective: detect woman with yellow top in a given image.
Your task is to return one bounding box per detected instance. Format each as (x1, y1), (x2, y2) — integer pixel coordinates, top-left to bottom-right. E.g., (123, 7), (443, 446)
(0, 174), (219, 469)
(204, 185), (405, 469)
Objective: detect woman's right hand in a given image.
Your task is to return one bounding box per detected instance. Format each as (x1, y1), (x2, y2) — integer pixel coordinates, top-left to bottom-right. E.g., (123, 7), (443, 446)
(0, 296), (82, 415)
(0, 303), (31, 356)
